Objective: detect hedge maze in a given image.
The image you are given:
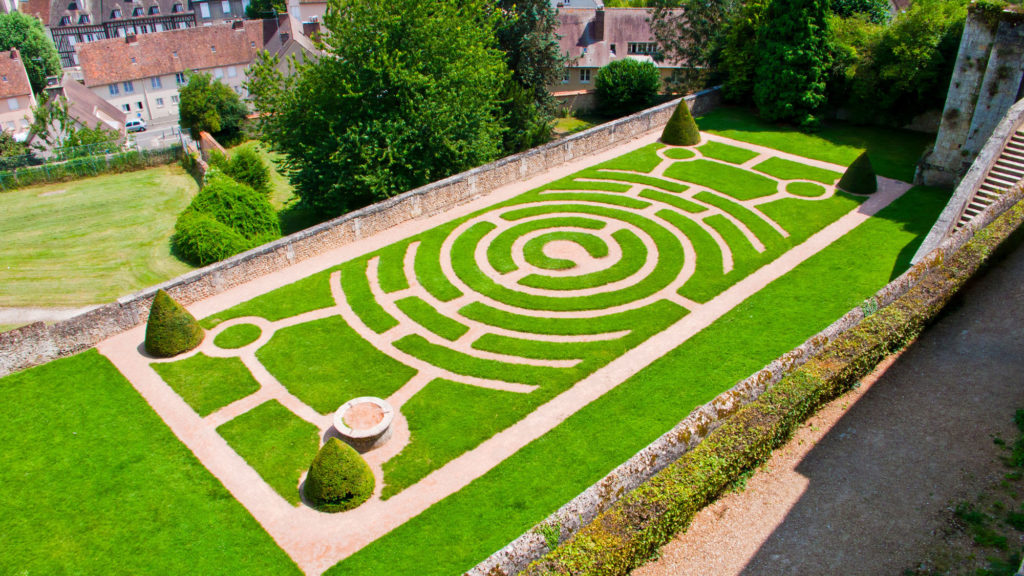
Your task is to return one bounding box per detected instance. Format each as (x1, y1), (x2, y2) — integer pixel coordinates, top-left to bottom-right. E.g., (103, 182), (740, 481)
(150, 136), (862, 515)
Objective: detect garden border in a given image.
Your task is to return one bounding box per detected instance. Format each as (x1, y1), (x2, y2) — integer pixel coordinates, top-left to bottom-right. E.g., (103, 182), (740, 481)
(0, 88), (721, 379)
(465, 133), (1024, 576)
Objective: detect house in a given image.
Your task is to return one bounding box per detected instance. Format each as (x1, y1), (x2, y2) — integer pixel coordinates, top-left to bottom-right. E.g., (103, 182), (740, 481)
(261, 12), (322, 68)
(0, 49), (37, 141)
(191, 0), (248, 25)
(286, 0), (323, 28)
(76, 19), (263, 122)
(45, 73), (127, 136)
(42, 0), (199, 67)
(550, 8), (684, 110)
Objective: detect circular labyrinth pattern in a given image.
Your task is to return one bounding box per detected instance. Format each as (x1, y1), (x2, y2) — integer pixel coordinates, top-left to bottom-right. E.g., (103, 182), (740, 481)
(335, 142), (849, 391)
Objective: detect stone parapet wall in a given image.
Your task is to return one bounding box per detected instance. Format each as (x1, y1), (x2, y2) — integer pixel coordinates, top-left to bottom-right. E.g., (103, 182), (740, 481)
(0, 88), (721, 378)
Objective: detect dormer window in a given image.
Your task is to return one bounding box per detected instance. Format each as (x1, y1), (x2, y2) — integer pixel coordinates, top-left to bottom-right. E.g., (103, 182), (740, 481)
(59, 15), (72, 25)
(78, 14), (90, 23)
(171, 2), (182, 11)
(132, 7), (143, 16)
(67, 1), (77, 9)
(148, 5), (159, 13)
(110, 8), (121, 18)
(210, 45), (216, 53)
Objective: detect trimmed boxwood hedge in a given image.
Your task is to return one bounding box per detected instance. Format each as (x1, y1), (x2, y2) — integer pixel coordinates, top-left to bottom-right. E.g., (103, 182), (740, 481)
(521, 198), (1024, 575)
(837, 151), (878, 195)
(304, 438), (374, 513)
(145, 289), (204, 358)
(661, 101), (700, 146)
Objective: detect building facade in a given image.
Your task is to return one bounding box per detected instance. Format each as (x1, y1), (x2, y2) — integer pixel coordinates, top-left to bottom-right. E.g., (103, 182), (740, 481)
(0, 49), (37, 140)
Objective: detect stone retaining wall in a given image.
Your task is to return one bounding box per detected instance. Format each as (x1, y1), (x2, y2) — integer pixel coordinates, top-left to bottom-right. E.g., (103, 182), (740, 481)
(0, 88), (721, 378)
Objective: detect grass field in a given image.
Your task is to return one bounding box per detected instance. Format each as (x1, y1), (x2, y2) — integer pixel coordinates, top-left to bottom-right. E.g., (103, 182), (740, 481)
(0, 350), (301, 574)
(0, 165), (198, 307)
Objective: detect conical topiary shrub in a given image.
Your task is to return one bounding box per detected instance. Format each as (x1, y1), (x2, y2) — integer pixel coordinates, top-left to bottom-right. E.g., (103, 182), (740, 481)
(304, 438), (374, 513)
(661, 100), (700, 146)
(837, 151), (877, 195)
(144, 289), (204, 358)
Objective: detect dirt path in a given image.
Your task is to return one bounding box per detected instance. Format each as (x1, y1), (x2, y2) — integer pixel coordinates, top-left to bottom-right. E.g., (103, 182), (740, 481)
(633, 236), (1024, 576)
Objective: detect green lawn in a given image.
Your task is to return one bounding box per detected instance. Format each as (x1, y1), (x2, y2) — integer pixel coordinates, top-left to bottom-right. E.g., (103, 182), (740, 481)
(0, 165), (198, 307)
(152, 353), (261, 416)
(0, 350), (301, 574)
(213, 323), (263, 349)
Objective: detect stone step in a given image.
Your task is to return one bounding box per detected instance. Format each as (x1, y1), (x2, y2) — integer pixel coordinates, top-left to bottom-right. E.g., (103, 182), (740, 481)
(972, 194), (994, 206)
(967, 201), (987, 214)
(996, 157), (1024, 172)
(1006, 140), (1024, 153)
(1002, 149), (1024, 163)
(987, 173), (1018, 187)
(977, 188), (1001, 199)
(991, 164), (1024, 180)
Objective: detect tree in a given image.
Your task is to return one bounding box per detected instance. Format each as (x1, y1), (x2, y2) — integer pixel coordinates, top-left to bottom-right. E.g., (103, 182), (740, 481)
(29, 91), (120, 157)
(178, 72), (248, 141)
(247, 0), (509, 216)
(650, 0), (741, 93)
(208, 145), (271, 196)
(832, 0), (889, 24)
(0, 13), (61, 93)
(144, 289), (204, 357)
(244, 0), (286, 18)
(753, 0), (833, 128)
(719, 0), (769, 102)
(595, 59), (662, 114)
(495, 0), (563, 152)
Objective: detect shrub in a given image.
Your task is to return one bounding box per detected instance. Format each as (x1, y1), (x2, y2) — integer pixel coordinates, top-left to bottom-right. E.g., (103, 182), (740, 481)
(661, 101), (700, 146)
(144, 289), (204, 358)
(209, 146), (271, 196)
(172, 173), (280, 266)
(595, 59), (662, 115)
(837, 151), (877, 194)
(304, 438), (374, 512)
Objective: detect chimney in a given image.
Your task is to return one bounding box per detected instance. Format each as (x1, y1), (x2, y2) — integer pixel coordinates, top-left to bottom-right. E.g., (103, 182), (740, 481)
(232, 19), (244, 30)
(125, 33), (138, 44)
(302, 20), (320, 40)
(10, 47), (18, 59)
(594, 9), (605, 42)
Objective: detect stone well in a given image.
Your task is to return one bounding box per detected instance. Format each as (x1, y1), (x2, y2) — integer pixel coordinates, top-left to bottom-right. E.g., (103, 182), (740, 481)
(333, 397), (394, 453)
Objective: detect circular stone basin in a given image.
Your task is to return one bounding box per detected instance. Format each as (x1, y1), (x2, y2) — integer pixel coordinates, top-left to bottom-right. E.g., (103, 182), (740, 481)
(333, 397), (394, 453)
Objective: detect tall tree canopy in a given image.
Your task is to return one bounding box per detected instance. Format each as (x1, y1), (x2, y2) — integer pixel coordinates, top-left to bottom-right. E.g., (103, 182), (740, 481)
(753, 0), (833, 127)
(178, 72), (248, 141)
(0, 12), (61, 93)
(495, 0), (563, 152)
(650, 0), (740, 93)
(247, 0), (509, 216)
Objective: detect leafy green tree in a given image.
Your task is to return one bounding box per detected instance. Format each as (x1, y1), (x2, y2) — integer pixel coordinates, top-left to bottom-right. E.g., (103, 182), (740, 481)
(246, 0), (509, 216)
(178, 72), (249, 141)
(209, 145), (271, 196)
(244, 0), (286, 18)
(719, 0), (769, 102)
(651, 0), (741, 93)
(0, 13), (60, 93)
(0, 131), (26, 157)
(753, 0), (833, 128)
(595, 59), (662, 114)
(832, 0), (889, 23)
(495, 0), (563, 152)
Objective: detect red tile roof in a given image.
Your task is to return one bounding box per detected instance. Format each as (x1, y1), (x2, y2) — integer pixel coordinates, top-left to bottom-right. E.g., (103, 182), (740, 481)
(557, 8), (684, 69)
(77, 20), (263, 87)
(18, 0), (51, 23)
(0, 49), (33, 99)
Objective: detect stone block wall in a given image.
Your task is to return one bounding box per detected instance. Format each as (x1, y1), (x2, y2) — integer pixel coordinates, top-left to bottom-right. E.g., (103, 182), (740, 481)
(0, 88), (720, 378)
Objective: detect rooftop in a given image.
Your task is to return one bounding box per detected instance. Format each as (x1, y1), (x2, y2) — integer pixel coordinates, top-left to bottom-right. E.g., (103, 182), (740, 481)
(0, 49), (34, 99)
(556, 8), (685, 69)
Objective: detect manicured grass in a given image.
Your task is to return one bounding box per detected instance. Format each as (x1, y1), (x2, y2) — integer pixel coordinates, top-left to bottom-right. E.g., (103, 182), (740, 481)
(553, 116), (597, 136)
(753, 157), (841, 184)
(664, 147), (696, 160)
(0, 165), (198, 307)
(201, 268), (336, 329)
(697, 106), (934, 182)
(519, 229), (645, 291)
(787, 181), (827, 197)
(395, 334), (576, 387)
(638, 189), (707, 212)
(414, 225), (465, 302)
(535, 190), (653, 209)
(396, 296), (469, 341)
(488, 216), (606, 274)
(381, 379), (538, 498)
(693, 191), (785, 248)
(214, 323), (263, 349)
(459, 299), (686, 336)
(377, 240), (413, 293)
(543, 176), (632, 193)
(522, 231), (609, 270)
(697, 141), (759, 164)
(258, 316), (418, 414)
(151, 353), (261, 417)
(582, 167), (690, 193)
(328, 185), (948, 576)
(592, 144), (665, 173)
(217, 400), (320, 505)
(665, 159), (779, 200)
(341, 258), (399, 333)
(0, 350), (300, 574)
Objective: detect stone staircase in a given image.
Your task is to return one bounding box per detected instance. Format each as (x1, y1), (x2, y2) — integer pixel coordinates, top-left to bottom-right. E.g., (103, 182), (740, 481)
(957, 129), (1024, 230)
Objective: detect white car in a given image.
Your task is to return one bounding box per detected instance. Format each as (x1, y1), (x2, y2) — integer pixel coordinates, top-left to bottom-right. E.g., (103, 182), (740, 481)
(125, 119), (147, 133)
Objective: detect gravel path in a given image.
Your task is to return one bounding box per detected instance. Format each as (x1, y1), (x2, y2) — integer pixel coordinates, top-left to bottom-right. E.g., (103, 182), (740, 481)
(633, 235), (1024, 576)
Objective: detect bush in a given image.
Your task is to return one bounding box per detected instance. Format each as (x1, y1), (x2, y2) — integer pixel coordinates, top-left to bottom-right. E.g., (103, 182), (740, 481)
(595, 59), (662, 115)
(172, 173), (280, 266)
(661, 101), (700, 146)
(837, 151), (877, 194)
(209, 146), (271, 196)
(144, 289), (204, 358)
(304, 438), (374, 512)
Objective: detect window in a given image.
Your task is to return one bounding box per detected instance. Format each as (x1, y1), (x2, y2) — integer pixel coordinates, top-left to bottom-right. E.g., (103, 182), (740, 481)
(136, 101), (143, 110)
(227, 66), (236, 78)
(132, 7), (143, 16)
(109, 84), (119, 95)
(172, 50), (178, 58)
(628, 42), (657, 55)
(149, 5), (159, 14)
(68, 35), (77, 46)
(580, 69), (591, 83)
(19, 118), (29, 128)
(171, 94), (179, 104)
(610, 43), (616, 55)
(151, 76), (162, 89)
(175, 72), (186, 84)
(154, 23), (163, 31)
(78, 14), (90, 23)
(561, 68), (569, 84)
(123, 81), (134, 93)
(7, 97), (18, 111)
(5, 121), (14, 131)
(172, 2), (182, 12)
(213, 67), (223, 79)
(110, 8), (121, 18)
(1, 75), (6, 82)
(199, 3), (210, 18)
(210, 45), (216, 53)
(59, 15), (71, 25)
(122, 103), (130, 112)
(221, 0), (230, 13)
(130, 56), (136, 63)
(156, 97), (164, 107)
(84, 33), (94, 41)
(233, 85), (241, 94)
(67, 1), (76, 9)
